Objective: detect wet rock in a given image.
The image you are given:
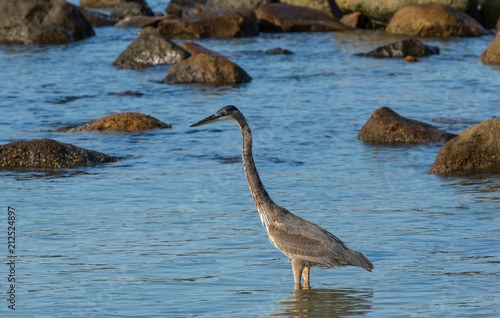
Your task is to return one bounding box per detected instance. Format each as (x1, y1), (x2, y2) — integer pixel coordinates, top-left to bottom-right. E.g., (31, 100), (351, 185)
(429, 118), (500, 175)
(358, 107), (457, 144)
(113, 33), (190, 68)
(0, 0), (95, 45)
(0, 138), (117, 169)
(479, 0), (500, 29)
(202, 0), (272, 13)
(180, 42), (226, 57)
(479, 31), (500, 64)
(279, 0), (342, 18)
(65, 112), (171, 132)
(80, 0), (121, 9)
(255, 3), (351, 33)
(340, 11), (373, 29)
(336, 0), (477, 23)
(114, 16), (166, 28)
(386, 4), (488, 37)
(158, 9), (259, 38)
(162, 53), (252, 85)
(109, 0), (154, 22)
(166, 0), (206, 19)
(359, 38), (439, 58)
(108, 90), (145, 96)
(77, 6), (115, 27)
(265, 47), (293, 54)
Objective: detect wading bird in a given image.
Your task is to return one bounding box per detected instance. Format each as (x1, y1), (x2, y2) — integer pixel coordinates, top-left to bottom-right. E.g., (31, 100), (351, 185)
(190, 105), (373, 290)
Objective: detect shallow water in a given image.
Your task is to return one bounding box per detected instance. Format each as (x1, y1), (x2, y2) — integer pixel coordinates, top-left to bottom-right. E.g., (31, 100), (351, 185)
(1, 1), (499, 317)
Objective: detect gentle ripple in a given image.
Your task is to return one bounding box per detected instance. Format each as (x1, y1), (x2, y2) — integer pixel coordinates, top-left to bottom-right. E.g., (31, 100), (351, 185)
(0, 1), (499, 317)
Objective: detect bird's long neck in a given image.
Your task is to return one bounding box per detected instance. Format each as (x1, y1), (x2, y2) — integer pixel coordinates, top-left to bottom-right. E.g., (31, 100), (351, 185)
(234, 113), (276, 226)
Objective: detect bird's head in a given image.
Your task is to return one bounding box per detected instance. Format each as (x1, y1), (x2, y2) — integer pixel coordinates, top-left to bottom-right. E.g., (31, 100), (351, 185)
(190, 105), (240, 127)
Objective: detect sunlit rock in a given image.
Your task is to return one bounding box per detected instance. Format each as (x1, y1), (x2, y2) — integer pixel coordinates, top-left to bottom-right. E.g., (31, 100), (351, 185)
(358, 107), (456, 144)
(429, 118), (500, 175)
(386, 4), (488, 37)
(64, 112), (171, 132)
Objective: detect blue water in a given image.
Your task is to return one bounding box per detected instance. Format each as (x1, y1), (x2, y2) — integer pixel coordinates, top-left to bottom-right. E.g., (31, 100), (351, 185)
(1, 1), (499, 317)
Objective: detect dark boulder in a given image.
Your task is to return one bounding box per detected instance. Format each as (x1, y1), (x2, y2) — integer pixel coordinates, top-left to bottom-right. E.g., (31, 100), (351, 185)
(429, 118), (500, 175)
(359, 38), (439, 58)
(109, 0), (154, 22)
(64, 112), (171, 132)
(0, 0), (95, 45)
(158, 9), (259, 38)
(162, 53), (252, 85)
(113, 33), (190, 68)
(0, 139), (117, 169)
(358, 107), (456, 144)
(479, 0), (500, 29)
(254, 3), (351, 32)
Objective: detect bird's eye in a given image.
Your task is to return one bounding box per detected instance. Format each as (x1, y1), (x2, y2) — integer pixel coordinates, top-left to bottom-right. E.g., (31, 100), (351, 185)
(221, 111), (227, 116)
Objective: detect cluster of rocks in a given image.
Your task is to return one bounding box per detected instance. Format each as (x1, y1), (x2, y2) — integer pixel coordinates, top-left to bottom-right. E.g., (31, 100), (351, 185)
(2, 0), (500, 173)
(358, 107), (500, 176)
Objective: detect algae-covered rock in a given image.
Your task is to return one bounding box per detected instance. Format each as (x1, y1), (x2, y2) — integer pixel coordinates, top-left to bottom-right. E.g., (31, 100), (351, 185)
(0, 139), (117, 169)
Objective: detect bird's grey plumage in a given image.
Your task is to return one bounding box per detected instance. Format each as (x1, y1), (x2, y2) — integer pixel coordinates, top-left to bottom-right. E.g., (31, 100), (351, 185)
(190, 105), (373, 289)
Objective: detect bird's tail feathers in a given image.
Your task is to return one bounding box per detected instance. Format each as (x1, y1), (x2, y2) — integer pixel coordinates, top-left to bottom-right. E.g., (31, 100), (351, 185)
(347, 249), (373, 272)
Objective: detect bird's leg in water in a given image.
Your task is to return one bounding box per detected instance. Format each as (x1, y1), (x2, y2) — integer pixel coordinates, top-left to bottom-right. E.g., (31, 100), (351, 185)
(302, 266), (310, 290)
(292, 259), (305, 290)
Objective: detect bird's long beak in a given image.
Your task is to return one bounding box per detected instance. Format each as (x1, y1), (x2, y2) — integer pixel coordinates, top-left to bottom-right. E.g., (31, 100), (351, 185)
(190, 113), (220, 127)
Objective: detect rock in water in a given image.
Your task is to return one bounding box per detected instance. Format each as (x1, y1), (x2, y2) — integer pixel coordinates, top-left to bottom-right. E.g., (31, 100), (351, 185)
(358, 107), (456, 144)
(0, 0), (95, 45)
(255, 3), (351, 32)
(162, 53), (252, 85)
(158, 10), (259, 39)
(359, 38), (439, 58)
(65, 112), (171, 132)
(113, 33), (190, 68)
(336, 0), (477, 23)
(479, 32), (500, 64)
(0, 139), (117, 169)
(429, 118), (500, 175)
(386, 4), (488, 37)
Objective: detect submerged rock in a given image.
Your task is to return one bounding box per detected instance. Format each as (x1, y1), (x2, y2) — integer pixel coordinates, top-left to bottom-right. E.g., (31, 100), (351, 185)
(386, 4), (488, 37)
(359, 38), (439, 58)
(162, 53), (252, 85)
(479, 32), (500, 64)
(158, 10), (259, 39)
(429, 118), (500, 175)
(0, 139), (117, 169)
(265, 47), (293, 54)
(255, 3), (351, 32)
(113, 33), (190, 68)
(0, 0), (95, 45)
(358, 107), (456, 144)
(65, 112), (171, 132)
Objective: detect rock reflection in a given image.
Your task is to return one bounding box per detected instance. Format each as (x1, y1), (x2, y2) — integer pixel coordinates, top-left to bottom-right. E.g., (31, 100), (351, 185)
(268, 288), (373, 317)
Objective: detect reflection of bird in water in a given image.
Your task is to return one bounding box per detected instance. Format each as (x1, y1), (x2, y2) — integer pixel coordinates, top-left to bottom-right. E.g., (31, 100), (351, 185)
(191, 105), (373, 290)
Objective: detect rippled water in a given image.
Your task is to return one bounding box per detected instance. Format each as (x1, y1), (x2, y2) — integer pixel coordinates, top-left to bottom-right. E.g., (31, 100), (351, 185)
(1, 1), (499, 317)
